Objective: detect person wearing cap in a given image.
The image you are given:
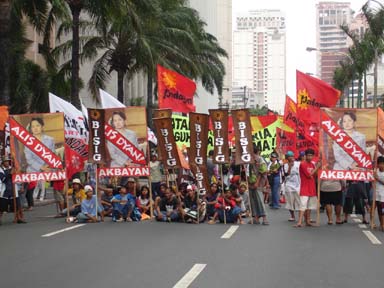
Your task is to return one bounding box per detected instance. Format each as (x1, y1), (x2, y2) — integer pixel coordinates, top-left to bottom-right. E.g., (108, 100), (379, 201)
(268, 152), (282, 209)
(295, 149), (321, 227)
(181, 185), (206, 223)
(75, 185), (102, 223)
(283, 151), (301, 222)
(125, 177), (140, 197)
(0, 156), (26, 224)
(59, 178), (86, 217)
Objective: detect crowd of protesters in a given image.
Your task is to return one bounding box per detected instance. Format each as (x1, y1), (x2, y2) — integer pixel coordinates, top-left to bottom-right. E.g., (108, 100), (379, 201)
(1, 148), (383, 230)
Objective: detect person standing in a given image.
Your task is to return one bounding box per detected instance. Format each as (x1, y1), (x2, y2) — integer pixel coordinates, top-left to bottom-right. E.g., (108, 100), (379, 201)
(0, 156), (26, 224)
(374, 156), (384, 231)
(268, 152), (281, 209)
(295, 149), (321, 227)
(283, 151), (301, 222)
(320, 180), (344, 225)
(149, 153), (162, 199)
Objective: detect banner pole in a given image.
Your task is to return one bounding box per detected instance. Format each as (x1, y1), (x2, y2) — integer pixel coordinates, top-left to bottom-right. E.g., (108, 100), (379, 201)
(65, 178), (70, 221)
(316, 177), (321, 226)
(371, 110), (380, 229)
(148, 175), (154, 219)
(13, 183), (18, 223)
(220, 165), (226, 224)
(244, 165), (253, 225)
(95, 164), (99, 222)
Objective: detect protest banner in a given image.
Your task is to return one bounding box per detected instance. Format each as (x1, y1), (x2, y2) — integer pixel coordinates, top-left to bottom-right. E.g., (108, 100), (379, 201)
(157, 65), (196, 113)
(9, 113), (66, 182)
(189, 113), (210, 196)
(209, 109), (230, 164)
(276, 128), (296, 157)
(153, 109), (172, 118)
(378, 108), (384, 156)
(88, 109), (106, 164)
(319, 108), (377, 181)
(232, 109), (254, 165)
(153, 117), (181, 169)
(49, 93), (88, 178)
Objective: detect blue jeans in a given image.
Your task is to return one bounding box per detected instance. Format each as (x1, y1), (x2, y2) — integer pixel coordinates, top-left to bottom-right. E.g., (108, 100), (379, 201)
(154, 210), (179, 222)
(112, 202), (133, 219)
(270, 176), (280, 208)
(217, 206), (242, 223)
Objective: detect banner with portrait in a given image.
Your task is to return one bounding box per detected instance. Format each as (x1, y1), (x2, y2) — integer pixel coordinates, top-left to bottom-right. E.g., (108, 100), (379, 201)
(10, 113), (66, 182)
(319, 108), (377, 181)
(104, 107), (147, 167)
(209, 109), (230, 164)
(232, 109), (254, 165)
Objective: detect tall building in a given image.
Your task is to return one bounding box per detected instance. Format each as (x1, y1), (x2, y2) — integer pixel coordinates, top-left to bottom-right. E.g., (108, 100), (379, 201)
(315, 2), (354, 85)
(233, 10), (286, 113)
(188, 0), (232, 112)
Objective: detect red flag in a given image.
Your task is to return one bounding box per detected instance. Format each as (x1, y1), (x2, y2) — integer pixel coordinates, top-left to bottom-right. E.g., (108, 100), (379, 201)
(157, 65), (196, 113)
(296, 70), (341, 126)
(276, 128), (296, 156)
(65, 144), (84, 179)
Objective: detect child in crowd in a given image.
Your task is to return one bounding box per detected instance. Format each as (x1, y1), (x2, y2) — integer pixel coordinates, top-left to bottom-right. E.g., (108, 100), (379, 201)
(111, 186), (135, 222)
(100, 189), (114, 217)
(238, 182), (250, 217)
(208, 187), (242, 224)
(137, 186), (151, 217)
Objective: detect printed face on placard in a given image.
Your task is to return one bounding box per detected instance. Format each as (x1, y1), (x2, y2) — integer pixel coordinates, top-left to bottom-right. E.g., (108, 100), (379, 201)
(320, 108), (377, 171)
(104, 107), (148, 168)
(10, 113), (65, 173)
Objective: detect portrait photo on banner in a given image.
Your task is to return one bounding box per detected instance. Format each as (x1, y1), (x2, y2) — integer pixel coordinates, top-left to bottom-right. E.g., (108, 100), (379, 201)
(11, 113), (65, 173)
(320, 108), (377, 171)
(104, 107), (148, 168)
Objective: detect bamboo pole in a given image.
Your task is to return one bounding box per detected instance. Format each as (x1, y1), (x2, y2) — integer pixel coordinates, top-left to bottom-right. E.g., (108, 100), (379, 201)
(95, 164), (99, 221)
(220, 165), (226, 224)
(65, 178), (70, 222)
(13, 183), (18, 223)
(148, 175), (154, 219)
(316, 178), (321, 226)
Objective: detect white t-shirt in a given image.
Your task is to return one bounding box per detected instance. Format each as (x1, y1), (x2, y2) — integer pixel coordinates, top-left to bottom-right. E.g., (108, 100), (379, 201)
(283, 161), (301, 193)
(376, 170), (384, 202)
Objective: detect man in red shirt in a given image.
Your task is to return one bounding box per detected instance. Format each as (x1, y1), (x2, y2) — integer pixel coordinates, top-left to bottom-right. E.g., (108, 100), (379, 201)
(295, 149), (321, 227)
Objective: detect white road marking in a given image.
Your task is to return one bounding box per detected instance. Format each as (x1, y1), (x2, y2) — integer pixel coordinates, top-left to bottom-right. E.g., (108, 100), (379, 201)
(173, 264), (207, 288)
(41, 224), (86, 237)
(358, 224), (368, 229)
(363, 230), (382, 245)
(351, 214), (357, 218)
(221, 225), (239, 239)
(353, 218), (362, 223)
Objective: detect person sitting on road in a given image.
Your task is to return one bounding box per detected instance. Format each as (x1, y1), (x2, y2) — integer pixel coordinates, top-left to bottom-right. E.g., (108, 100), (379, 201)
(59, 178), (86, 217)
(181, 185), (206, 223)
(137, 185), (151, 218)
(205, 183), (219, 220)
(100, 189), (114, 217)
(154, 187), (182, 222)
(111, 186), (135, 222)
(238, 182), (250, 217)
(208, 187), (242, 224)
(75, 185), (103, 223)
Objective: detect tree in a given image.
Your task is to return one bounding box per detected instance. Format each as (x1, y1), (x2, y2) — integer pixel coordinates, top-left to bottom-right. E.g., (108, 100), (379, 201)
(0, 0), (49, 107)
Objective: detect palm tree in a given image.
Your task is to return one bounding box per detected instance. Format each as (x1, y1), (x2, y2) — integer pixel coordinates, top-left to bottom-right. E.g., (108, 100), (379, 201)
(0, 0), (49, 107)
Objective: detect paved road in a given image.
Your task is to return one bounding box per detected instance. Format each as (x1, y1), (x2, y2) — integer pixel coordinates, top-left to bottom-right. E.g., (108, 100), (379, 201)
(1, 205), (384, 288)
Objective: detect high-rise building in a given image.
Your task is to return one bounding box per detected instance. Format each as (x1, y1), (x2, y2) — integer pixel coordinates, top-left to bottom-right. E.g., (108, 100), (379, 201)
(315, 2), (354, 85)
(233, 9), (286, 113)
(188, 0), (232, 112)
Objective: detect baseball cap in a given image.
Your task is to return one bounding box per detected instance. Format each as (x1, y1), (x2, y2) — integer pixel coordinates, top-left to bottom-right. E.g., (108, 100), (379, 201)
(270, 152), (278, 158)
(186, 185), (193, 190)
(84, 185), (93, 192)
(286, 151), (294, 157)
(72, 178), (82, 186)
(127, 177), (135, 182)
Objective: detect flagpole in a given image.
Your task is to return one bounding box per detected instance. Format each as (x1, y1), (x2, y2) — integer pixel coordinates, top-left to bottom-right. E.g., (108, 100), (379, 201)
(316, 177), (321, 226)
(371, 112), (379, 229)
(147, 145), (154, 219)
(220, 165), (226, 224)
(65, 178), (70, 222)
(95, 164), (99, 222)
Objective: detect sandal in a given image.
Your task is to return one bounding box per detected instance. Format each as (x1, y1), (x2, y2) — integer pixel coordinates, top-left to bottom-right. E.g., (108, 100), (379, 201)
(293, 223), (302, 228)
(262, 221), (269, 225)
(288, 218), (295, 222)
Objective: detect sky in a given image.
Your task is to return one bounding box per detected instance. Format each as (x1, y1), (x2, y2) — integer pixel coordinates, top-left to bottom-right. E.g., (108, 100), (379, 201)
(233, 0), (368, 99)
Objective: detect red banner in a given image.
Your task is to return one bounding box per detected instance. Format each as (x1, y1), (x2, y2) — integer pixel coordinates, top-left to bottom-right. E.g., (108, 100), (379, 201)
(157, 65), (196, 113)
(319, 170), (374, 181)
(65, 144), (85, 179)
(9, 117), (63, 169)
(321, 111), (372, 169)
(98, 166), (150, 177)
(13, 171), (66, 183)
(104, 124), (146, 165)
(276, 128), (296, 156)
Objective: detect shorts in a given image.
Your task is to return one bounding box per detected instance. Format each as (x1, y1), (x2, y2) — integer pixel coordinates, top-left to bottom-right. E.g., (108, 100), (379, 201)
(53, 190), (65, 202)
(0, 198), (21, 213)
(299, 196), (317, 211)
(320, 191), (342, 206)
(285, 191), (301, 211)
(376, 201), (384, 216)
